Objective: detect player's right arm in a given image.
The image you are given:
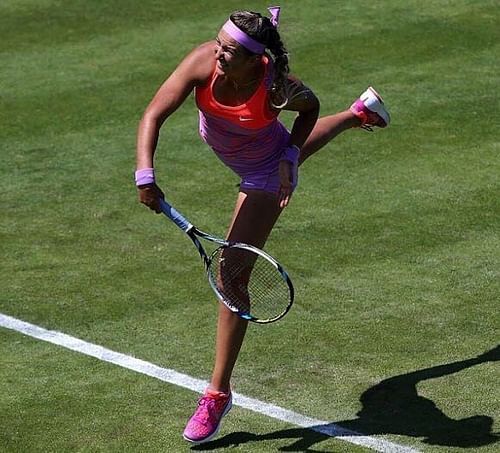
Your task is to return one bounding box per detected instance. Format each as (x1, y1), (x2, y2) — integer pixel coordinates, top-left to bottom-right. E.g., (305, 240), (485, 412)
(136, 42), (215, 212)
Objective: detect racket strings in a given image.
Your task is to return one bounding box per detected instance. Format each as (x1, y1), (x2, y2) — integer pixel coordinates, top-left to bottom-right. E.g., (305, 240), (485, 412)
(208, 246), (290, 320)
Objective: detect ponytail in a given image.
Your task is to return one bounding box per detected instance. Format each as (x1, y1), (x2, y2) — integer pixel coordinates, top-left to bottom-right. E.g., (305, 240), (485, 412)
(230, 11), (290, 107)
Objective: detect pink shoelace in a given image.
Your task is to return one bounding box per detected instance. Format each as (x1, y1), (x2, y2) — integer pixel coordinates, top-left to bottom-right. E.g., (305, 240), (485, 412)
(192, 395), (227, 425)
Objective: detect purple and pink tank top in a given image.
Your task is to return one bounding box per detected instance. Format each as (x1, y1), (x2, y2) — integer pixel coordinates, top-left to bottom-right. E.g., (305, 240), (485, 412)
(195, 56), (289, 178)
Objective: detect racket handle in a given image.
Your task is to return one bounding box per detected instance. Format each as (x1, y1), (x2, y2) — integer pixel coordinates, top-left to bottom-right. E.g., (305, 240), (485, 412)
(159, 198), (193, 232)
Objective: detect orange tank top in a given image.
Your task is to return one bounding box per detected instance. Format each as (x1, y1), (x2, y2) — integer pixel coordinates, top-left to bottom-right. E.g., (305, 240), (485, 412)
(195, 56), (279, 130)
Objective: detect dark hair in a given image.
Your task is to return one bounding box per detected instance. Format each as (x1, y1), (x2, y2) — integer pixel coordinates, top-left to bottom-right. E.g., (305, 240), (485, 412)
(230, 10), (289, 107)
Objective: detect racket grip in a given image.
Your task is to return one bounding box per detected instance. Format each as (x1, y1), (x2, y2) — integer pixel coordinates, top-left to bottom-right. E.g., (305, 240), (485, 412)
(159, 198), (192, 232)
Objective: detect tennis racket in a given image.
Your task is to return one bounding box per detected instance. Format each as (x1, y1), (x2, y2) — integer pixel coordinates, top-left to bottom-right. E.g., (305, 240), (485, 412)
(159, 198), (294, 324)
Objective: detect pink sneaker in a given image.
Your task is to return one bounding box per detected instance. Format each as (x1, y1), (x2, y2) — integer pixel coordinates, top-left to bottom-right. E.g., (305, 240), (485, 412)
(183, 388), (232, 444)
(350, 86), (390, 131)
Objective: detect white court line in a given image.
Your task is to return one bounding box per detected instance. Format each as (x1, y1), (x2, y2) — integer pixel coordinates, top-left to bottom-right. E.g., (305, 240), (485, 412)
(0, 313), (418, 453)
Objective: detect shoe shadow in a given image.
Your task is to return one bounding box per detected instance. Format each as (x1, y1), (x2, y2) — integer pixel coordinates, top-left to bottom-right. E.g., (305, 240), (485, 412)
(190, 430), (330, 452)
(192, 345), (499, 451)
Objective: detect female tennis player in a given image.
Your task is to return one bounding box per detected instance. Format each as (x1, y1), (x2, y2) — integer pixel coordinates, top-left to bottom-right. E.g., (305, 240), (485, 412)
(135, 7), (390, 444)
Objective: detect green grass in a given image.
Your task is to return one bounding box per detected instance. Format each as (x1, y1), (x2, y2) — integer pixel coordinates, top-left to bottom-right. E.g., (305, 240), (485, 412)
(1, 0), (499, 451)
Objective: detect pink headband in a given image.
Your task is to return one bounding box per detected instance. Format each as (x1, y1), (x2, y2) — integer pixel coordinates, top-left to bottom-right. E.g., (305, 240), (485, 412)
(222, 6), (281, 55)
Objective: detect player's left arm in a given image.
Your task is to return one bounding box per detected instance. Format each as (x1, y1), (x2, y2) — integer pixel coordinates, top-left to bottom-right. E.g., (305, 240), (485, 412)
(280, 77), (320, 149)
(275, 77), (320, 208)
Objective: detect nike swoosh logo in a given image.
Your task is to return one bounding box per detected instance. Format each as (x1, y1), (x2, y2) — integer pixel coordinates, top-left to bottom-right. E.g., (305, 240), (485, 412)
(239, 117), (254, 122)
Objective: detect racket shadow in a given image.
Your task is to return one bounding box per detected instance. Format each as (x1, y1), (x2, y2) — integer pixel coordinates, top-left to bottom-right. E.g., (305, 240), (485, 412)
(192, 345), (499, 451)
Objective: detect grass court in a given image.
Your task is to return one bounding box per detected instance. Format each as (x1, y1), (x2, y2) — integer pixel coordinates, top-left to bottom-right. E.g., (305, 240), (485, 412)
(1, 0), (499, 451)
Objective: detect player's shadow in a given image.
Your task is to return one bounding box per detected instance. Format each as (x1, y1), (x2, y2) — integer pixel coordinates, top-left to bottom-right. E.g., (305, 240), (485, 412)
(192, 345), (499, 451)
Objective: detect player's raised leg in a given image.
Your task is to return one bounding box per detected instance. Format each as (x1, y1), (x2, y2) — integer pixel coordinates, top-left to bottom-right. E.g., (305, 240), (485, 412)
(299, 86), (390, 165)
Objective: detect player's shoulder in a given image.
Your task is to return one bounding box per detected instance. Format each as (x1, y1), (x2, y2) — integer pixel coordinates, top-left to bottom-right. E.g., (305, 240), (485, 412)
(176, 41), (216, 85)
(188, 41), (216, 59)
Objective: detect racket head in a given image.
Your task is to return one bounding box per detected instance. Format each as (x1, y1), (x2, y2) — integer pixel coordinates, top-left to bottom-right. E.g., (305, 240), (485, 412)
(206, 243), (294, 323)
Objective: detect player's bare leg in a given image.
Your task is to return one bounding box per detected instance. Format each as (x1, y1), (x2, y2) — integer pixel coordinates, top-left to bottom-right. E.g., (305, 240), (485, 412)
(299, 110), (361, 165)
(210, 189), (282, 393)
(300, 87), (391, 165)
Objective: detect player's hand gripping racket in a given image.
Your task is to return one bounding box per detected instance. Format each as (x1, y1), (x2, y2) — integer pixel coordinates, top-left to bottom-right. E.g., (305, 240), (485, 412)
(159, 198), (294, 323)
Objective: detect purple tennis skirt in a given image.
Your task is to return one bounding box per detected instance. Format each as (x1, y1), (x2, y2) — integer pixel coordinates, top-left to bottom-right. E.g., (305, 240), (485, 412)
(239, 166), (298, 194)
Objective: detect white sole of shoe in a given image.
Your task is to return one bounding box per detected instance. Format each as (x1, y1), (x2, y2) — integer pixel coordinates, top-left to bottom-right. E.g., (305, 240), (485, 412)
(361, 86), (391, 126)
